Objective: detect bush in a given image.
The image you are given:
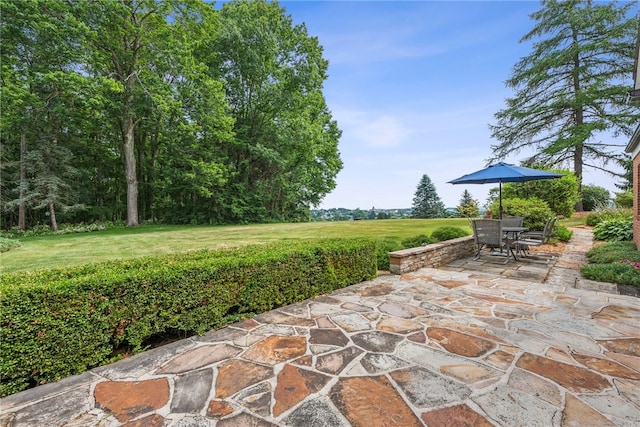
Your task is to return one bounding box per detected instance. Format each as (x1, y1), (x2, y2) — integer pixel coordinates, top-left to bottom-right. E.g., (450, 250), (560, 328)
(586, 241), (640, 264)
(581, 263), (640, 286)
(0, 239), (377, 397)
(554, 226), (573, 242)
(585, 213), (599, 227)
(0, 237), (22, 252)
(581, 241), (640, 287)
(430, 226), (469, 242)
(0, 221), (124, 239)
(501, 170), (579, 218)
(581, 185), (610, 211)
(585, 207), (632, 227)
(401, 234), (435, 249)
(593, 218), (633, 242)
(375, 238), (402, 270)
(614, 191), (633, 209)
(493, 197), (555, 232)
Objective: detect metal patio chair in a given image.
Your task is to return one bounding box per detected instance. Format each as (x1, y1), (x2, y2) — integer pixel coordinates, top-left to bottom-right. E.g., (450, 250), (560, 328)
(472, 219), (517, 264)
(515, 217), (557, 262)
(501, 216), (524, 228)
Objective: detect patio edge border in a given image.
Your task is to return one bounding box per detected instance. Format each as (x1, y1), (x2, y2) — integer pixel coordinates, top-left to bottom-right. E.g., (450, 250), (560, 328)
(388, 236), (475, 274)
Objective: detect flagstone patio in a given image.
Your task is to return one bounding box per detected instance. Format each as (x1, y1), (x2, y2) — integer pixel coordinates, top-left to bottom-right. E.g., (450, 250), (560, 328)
(1, 228), (639, 427)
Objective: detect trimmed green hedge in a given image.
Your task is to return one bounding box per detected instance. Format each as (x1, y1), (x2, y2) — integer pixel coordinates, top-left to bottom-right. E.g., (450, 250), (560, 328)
(0, 239), (376, 396)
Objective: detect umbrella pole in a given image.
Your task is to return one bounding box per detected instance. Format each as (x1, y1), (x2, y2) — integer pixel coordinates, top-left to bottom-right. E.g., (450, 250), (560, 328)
(499, 181), (503, 219)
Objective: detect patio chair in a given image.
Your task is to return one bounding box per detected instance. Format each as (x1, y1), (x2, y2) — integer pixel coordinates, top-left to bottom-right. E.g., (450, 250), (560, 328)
(472, 219), (517, 264)
(519, 217), (556, 243)
(518, 217), (557, 245)
(501, 216), (524, 241)
(515, 217), (557, 261)
(501, 216), (524, 227)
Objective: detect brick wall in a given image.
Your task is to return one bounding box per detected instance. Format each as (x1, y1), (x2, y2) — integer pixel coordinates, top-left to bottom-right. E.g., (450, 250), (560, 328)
(634, 154), (640, 250)
(388, 236), (476, 274)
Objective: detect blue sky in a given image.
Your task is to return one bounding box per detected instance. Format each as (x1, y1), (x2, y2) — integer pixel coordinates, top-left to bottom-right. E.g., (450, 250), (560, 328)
(277, 0), (626, 209)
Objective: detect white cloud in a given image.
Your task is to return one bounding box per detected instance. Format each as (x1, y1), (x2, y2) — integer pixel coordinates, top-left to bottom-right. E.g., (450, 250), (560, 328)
(335, 109), (412, 148)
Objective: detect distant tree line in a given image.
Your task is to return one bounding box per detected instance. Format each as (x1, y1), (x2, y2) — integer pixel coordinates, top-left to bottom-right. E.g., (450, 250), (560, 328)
(1, 0), (342, 230)
(311, 208), (413, 221)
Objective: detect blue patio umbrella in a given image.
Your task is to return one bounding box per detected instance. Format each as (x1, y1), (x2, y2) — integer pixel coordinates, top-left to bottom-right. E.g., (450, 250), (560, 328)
(448, 162), (563, 218)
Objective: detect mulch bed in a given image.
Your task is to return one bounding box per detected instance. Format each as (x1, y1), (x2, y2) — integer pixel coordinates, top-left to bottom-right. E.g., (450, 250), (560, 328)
(528, 242), (566, 255)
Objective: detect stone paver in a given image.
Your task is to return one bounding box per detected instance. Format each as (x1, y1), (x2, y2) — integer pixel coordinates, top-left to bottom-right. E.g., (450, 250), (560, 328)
(1, 227), (639, 426)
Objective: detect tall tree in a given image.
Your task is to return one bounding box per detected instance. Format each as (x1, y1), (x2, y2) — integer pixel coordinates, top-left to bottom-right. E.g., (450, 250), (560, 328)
(134, 1), (234, 224)
(412, 174), (445, 218)
(1, 0), (88, 230)
(490, 0), (639, 210)
(82, 0), (176, 227)
(211, 0), (342, 222)
(1, 0), (340, 228)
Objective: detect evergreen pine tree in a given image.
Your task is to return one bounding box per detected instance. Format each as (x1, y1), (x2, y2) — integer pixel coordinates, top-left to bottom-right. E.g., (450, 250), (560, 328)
(412, 174), (445, 218)
(490, 0), (638, 210)
(457, 190), (479, 218)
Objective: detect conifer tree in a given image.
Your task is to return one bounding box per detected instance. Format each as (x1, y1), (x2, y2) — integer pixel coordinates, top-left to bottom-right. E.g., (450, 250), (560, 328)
(412, 174), (445, 218)
(457, 190), (479, 218)
(490, 0), (639, 210)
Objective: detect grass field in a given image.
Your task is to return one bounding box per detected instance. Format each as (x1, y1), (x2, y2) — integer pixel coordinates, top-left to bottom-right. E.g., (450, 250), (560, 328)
(1, 218), (473, 274)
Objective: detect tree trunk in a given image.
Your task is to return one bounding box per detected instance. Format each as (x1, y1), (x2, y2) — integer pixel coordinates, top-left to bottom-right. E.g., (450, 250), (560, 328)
(123, 115), (138, 227)
(574, 140), (584, 212)
(572, 26), (584, 212)
(48, 199), (58, 231)
(18, 132), (26, 230)
(96, 156), (104, 221)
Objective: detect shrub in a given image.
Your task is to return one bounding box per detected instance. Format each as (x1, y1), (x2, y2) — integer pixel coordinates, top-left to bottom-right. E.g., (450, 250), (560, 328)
(375, 238), (402, 270)
(585, 207), (632, 227)
(581, 241), (640, 287)
(53, 223), (106, 235)
(586, 241), (640, 264)
(585, 213), (599, 226)
(593, 218), (633, 242)
(614, 191), (633, 209)
(0, 221), (124, 239)
(581, 185), (610, 211)
(401, 234), (435, 249)
(430, 226), (469, 242)
(501, 170), (579, 218)
(554, 226), (573, 242)
(493, 197), (555, 231)
(0, 237), (22, 253)
(0, 239), (376, 397)
(581, 263), (640, 286)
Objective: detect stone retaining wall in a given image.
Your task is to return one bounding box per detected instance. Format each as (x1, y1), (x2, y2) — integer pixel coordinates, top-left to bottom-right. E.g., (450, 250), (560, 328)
(388, 236), (475, 274)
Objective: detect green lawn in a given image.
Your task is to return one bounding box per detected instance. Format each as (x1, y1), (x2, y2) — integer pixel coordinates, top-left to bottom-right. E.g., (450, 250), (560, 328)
(1, 218), (472, 274)
(557, 215), (588, 228)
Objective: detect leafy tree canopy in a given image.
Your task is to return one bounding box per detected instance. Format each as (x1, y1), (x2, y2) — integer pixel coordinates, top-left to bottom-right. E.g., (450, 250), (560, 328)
(581, 184), (611, 211)
(0, 0), (342, 229)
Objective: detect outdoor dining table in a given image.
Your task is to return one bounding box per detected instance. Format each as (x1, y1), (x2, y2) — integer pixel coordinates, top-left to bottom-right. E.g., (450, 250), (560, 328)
(502, 226), (527, 237)
(502, 226), (528, 260)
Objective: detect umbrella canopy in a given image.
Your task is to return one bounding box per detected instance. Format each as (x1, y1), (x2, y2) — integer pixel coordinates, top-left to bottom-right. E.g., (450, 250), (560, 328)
(448, 162), (563, 218)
